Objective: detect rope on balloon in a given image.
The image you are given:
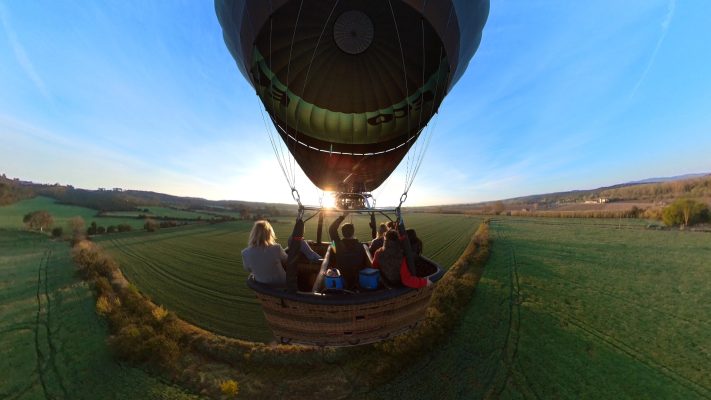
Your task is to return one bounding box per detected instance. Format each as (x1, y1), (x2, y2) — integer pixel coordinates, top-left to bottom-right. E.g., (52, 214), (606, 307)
(401, 17), (431, 201)
(285, 0), (305, 187)
(292, 0), (341, 184)
(396, 3), (456, 206)
(387, 0), (414, 206)
(244, 4), (297, 195)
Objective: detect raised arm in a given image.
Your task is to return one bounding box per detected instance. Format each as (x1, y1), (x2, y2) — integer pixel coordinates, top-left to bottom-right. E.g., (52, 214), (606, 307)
(328, 215), (345, 245)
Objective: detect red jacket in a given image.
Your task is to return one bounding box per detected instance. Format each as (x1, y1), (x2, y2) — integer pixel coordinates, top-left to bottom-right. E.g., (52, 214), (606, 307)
(372, 252), (428, 289)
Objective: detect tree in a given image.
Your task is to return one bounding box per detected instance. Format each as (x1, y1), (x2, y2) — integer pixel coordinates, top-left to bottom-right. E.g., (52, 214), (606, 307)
(87, 221), (98, 235)
(23, 211), (54, 232)
(97, 226), (106, 234)
(68, 217), (86, 242)
(51, 227), (63, 238)
(144, 219), (159, 232)
(662, 198), (710, 227)
(493, 201), (505, 215)
(107, 225), (117, 234)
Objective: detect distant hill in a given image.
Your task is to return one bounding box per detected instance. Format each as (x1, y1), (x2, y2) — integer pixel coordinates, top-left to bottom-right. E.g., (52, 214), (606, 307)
(412, 173), (711, 213)
(626, 173), (711, 185)
(2, 172), (709, 215)
(0, 174), (297, 217)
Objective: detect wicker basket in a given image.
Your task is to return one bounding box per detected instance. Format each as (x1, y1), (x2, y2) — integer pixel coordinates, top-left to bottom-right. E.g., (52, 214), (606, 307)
(247, 256), (444, 347)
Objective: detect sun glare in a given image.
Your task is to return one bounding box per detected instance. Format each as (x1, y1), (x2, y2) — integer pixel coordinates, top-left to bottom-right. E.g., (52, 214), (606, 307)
(321, 192), (337, 209)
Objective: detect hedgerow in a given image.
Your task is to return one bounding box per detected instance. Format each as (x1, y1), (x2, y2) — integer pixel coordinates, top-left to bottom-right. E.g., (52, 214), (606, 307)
(71, 240), (186, 372)
(71, 220), (491, 397)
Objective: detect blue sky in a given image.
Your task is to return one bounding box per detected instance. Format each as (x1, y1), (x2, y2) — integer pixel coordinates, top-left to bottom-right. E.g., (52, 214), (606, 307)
(1, 1), (709, 206)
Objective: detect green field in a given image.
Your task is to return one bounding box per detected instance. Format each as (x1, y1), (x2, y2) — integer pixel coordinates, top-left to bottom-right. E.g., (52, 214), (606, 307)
(0, 230), (199, 400)
(4, 199), (709, 399)
(369, 217), (711, 399)
(101, 207), (218, 220)
(96, 213), (481, 342)
(0, 196), (146, 231)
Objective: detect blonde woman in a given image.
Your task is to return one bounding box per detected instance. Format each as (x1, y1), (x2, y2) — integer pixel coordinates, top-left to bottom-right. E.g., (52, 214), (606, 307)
(242, 220), (287, 286)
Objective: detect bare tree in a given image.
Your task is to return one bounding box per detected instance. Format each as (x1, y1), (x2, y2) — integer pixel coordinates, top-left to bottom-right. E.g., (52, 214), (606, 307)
(493, 201), (505, 215)
(68, 216), (86, 241)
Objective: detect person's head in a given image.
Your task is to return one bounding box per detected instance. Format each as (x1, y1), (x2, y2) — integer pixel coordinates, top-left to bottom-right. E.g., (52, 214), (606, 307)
(384, 229), (399, 243)
(406, 229), (418, 242)
(382, 229), (402, 252)
(341, 223), (355, 239)
(377, 223), (387, 237)
(248, 220), (276, 248)
(386, 221), (396, 230)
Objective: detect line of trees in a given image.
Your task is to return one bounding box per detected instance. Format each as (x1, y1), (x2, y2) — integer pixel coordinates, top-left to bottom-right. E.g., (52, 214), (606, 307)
(87, 221), (133, 236)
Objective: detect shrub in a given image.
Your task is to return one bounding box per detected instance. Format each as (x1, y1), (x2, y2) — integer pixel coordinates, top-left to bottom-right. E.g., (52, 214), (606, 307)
(68, 217), (86, 243)
(144, 334), (181, 368)
(87, 221), (98, 235)
(144, 219), (159, 232)
(117, 224), (132, 232)
(51, 227), (63, 238)
(107, 225), (117, 234)
(159, 220), (178, 228)
(94, 276), (113, 296)
(219, 379), (239, 397)
(643, 207), (663, 220)
(662, 198), (709, 227)
(152, 305), (168, 322)
(109, 324), (152, 363)
(96, 295), (121, 316)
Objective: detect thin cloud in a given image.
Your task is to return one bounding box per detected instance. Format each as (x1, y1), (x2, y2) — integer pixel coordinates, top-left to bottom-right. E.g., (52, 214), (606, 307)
(629, 0), (676, 99)
(0, 4), (50, 99)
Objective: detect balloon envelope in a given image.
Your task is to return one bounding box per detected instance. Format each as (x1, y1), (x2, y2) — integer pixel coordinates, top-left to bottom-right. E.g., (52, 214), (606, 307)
(216, 0), (489, 192)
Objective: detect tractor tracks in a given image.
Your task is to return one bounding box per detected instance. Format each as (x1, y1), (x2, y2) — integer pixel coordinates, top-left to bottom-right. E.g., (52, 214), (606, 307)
(32, 248), (69, 400)
(483, 219), (540, 400)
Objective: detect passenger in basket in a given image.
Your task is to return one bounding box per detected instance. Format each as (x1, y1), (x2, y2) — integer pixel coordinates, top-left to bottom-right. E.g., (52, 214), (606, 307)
(406, 228), (423, 256)
(288, 235), (323, 263)
(372, 230), (432, 289)
(328, 213), (368, 290)
(368, 223), (388, 255)
(241, 220), (287, 286)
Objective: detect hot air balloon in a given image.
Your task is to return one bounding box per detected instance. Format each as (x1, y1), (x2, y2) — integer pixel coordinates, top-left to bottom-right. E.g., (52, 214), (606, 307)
(216, 0), (489, 346)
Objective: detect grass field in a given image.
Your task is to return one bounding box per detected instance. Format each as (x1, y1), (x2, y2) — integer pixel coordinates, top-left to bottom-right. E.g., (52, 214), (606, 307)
(101, 207), (218, 220)
(96, 213), (481, 342)
(369, 217), (711, 399)
(0, 196), (146, 231)
(0, 230), (199, 400)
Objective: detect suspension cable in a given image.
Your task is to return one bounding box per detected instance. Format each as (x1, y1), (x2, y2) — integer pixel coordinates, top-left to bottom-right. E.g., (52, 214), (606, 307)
(293, 0), (341, 187)
(387, 0), (414, 199)
(285, 0), (305, 186)
(399, 4), (456, 205)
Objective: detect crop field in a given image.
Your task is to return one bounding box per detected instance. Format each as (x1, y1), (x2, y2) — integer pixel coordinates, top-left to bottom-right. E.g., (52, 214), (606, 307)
(370, 217), (711, 399)
(0, 196), (146, 230)
(96, 213), (481, 342)
(0, 230), (198, 400)
(101, 206), (218, 220)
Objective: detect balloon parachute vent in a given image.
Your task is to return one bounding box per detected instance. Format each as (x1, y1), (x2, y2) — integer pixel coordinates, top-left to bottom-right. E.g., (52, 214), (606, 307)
(333, 10), (374, 55)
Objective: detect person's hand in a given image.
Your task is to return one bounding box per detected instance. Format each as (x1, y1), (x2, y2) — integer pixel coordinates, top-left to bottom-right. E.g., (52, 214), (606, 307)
(426, 278), (433, 287)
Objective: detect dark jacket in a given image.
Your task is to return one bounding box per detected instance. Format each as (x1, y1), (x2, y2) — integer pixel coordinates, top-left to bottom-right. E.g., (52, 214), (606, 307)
(328, 216), (367, 289)
(369, 236), (385, 255)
